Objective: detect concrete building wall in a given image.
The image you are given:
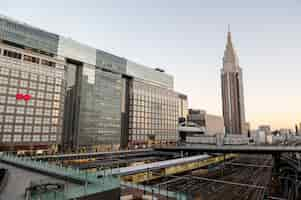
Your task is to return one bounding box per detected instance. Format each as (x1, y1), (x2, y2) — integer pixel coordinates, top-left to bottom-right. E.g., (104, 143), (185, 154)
(205, 114), (225, 136)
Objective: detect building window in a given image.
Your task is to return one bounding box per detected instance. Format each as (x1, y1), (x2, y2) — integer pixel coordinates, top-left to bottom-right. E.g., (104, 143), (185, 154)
(53, 94), (60, 101)
(42, 126), (49, 133)
(41, 135), (49, 142)
(38, 84), (46, 91)
(35, 108), (43, 115)
(29, 82), (37, 89)
(10, 79), (19, 87)
(20, 80), (28, 88)
(39, 76), (46, 83)
(0, 86), (6, 94)
(45, 93), (52, 100)
(5, 115), (13, 123)
(33, 126), (41, 133)
(0, 105), (5, 112)
(50, 135), (56, 141)
(37, 92), (44, 99)
(15, 116), (24, 123)
(28, 90), (36, 98)
(36, 100), (44, 107)
(23, 55), (40, 64)
(55, 79), (61, 85)
(47, 77), (54, 84)
(26, 108), (34, 115)
(45, 101), (51, 108)
(53, 102), (60, 109)
(16, 107), (25, 114)
(44, 109), (51, 116)
(12, 68), (21, 79)
(2, 134), (11, 142)
(3, 125), (12, 132)
(3, 49), (22, 59)
(14, 125), (23, 133)
(46, 85), (53, 92)
(6, 106), (14, 114)
(0, 76), (8, 84)
(52, 109), (59, 117)
(8, 88), (17, 95)
(52, 118), (59, 125)
(13, 134), (22, 142)
(0, 68), (10, 76)
(54, 86), (61, 93)
(30, 74), (38, 81)
(21, 72), (29, 79)
(43, 118), (50, 125)
(32, 135), (40, 142)
(23, 135), (31, 142)
(24, 126), (32, 133)
(7, 96), (15, 105)
(25, 117), (33, 124)
(34, 118), (42, 124)
(51, 126), (57, 133)
(41, 59), (55, 67)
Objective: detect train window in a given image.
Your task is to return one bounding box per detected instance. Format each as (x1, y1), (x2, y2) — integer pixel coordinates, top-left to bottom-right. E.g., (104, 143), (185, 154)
(3, 49), (22, 59)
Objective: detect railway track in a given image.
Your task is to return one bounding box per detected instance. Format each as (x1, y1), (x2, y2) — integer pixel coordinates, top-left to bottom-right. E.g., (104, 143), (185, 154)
(150, 155), (273, 200)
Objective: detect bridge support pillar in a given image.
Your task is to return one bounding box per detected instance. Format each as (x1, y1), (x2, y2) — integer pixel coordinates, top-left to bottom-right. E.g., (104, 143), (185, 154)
(273, 153), (281, 174)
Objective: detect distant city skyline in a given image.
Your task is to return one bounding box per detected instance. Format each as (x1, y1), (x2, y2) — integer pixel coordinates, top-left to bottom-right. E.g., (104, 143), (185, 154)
(2, 0), (301, 129)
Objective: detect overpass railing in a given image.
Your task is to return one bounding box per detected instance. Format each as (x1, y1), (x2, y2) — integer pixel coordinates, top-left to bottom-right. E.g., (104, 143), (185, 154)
(0, 153), (120, 200)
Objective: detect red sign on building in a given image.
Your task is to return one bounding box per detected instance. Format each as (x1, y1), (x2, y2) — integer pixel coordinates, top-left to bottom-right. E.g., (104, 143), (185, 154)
(16, 94), (32, 101)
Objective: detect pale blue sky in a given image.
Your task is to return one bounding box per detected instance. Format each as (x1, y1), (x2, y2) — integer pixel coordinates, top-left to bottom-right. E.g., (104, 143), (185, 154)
(2, 0), (301, 129)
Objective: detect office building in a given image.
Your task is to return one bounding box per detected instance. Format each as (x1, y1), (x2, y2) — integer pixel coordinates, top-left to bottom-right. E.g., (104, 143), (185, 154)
(126, 61), (179, 148)
(0, 15), (183, 152)
(0, 16), (65, 151)
(177, 92), (188, 122)
(221, 27), (247, 135)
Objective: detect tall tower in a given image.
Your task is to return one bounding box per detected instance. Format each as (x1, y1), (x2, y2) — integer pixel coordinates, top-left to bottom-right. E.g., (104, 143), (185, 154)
(221, 27), (246, 135)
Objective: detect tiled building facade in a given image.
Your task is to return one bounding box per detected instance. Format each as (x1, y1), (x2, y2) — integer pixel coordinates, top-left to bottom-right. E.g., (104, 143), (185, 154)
(0, 43), (65, 151)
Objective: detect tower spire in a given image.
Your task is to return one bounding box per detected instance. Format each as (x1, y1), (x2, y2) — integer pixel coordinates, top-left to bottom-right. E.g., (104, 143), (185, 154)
(223, 24), (239, 68)
(227, 24), (232, 48)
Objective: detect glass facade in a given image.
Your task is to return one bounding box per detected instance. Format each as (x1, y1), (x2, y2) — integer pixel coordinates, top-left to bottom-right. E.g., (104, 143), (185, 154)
(126, 60), (173, 89)
(128, 79), (178, 146)
(0, 15), (59, 55)
(96, 49), (126, 74)
(77, 65), (122, 149)
(0, 43), (65, 149)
